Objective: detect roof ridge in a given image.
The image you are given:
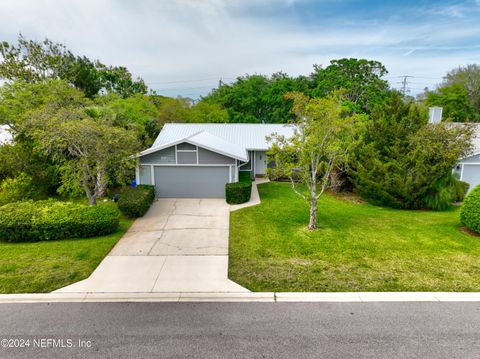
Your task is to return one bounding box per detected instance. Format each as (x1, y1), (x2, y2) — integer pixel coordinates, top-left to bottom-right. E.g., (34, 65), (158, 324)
(185, 130), (205, 139)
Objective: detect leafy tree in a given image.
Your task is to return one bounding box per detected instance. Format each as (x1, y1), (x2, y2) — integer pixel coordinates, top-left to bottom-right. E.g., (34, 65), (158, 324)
(0, 34), (147, 99)
(0, 80), (88, 134)
(204, 72), (308, 123)
(0, 80), (148, 203)
(351, 92), (473, 210)
(189, 101), (229, 123)
(0, 80), (85, 195)
(157, 96), (193, 125)
(32, 117), (138, 205)
(0, 142), (59, 195)
(425, 83), (478, 122)
(100, 94), (160, 146)
(97, 65), (147, 99)
(443, 64), (480, 117)
(267, 92), (365, 230)
(309, 58), (389, 113)
(64, 56), (104, 98)
(156, 96), (229, 127)
(0, 80), (154, 147)
(0, 173), (44, 206)
(0, 34), (70, 83)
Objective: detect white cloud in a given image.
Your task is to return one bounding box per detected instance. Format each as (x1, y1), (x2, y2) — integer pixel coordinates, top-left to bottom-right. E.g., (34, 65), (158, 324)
(0, 0), (479, 97)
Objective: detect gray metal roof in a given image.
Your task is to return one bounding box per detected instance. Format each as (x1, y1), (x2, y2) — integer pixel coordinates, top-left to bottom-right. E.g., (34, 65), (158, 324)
(152, 123), (294, 151)
(137, 130), (248, 161)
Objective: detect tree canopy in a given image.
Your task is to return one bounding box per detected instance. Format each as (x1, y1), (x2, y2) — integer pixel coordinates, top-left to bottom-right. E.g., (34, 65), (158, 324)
(425, 83), (478, 122)
(202, 59), (390, 124)
(157, 96), (229, 126)
(443, 64), (480, 118)
(351, 92), (473, 210)
(309, 58), (390, 113)
(203, 72), (309, 123)
(0, 80), (154, 203)
(0, 34), (147, 98)
(33, 116), (138, 205)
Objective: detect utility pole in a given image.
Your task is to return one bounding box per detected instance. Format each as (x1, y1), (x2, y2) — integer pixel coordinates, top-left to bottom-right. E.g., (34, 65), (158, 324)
(398, 76), (413, 97)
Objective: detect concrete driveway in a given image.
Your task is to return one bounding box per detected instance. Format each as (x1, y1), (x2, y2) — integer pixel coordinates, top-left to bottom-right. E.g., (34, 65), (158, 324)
(57, 199), (248, 293)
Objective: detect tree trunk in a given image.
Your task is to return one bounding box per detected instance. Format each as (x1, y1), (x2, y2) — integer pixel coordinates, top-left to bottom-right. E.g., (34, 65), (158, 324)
(88, 195), (97, 206)
(94, 167), (108, 201)
(308, 191), (317, 230)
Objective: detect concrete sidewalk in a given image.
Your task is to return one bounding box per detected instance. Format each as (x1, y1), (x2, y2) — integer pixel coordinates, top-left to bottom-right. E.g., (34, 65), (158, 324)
(2, 292), (480, 303)
(56, 198), (248, 294)
(230, 177), (269, 211)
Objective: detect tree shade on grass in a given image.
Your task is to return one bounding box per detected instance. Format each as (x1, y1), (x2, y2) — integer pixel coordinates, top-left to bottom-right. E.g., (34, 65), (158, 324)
(0, 217), (133, 293)
(229, 182), (480, 292)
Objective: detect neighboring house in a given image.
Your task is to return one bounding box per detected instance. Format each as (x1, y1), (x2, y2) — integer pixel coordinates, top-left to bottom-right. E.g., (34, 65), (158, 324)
(134, 123), (293, 198)
(429, 107), (480, 192)
(453, 127), (480, 192)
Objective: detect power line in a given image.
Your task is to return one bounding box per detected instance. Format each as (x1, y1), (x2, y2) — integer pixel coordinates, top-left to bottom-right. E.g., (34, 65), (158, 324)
(148, 77), (219, 85)
(148, 76), (236, 85)
(152, 85), (218, 91)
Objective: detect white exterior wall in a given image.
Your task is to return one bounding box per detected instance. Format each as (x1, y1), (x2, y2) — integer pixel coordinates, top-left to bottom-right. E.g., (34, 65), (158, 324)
(458, 153), (480, 192)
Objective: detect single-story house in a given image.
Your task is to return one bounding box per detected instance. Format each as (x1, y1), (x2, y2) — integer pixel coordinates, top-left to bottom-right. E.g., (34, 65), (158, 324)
(134, 123), (293, 198)
(453, 126), (480, 192)
(429, 107), (480, 192)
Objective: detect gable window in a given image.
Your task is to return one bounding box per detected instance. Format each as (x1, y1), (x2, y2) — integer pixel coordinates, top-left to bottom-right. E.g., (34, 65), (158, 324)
(177, 142), (197, 151)
(175, 142), (198, 164)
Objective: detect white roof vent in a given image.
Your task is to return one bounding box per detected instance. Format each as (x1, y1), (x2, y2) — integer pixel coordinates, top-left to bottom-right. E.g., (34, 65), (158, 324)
(428, 107), (443, 124)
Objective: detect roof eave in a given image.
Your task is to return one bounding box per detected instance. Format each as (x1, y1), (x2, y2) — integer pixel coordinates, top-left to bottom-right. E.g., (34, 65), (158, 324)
(133, 138), (248, 162)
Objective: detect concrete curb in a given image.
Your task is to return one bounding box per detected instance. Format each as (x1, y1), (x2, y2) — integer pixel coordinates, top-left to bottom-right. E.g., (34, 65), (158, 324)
(1, 292), (480, 303)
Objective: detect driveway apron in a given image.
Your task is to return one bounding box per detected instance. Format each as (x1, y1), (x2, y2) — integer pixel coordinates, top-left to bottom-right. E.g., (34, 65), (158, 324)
(56, 199), (248, 293)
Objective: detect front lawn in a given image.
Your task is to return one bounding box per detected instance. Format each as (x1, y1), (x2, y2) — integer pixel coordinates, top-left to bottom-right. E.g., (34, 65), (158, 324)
(0, 202), (133, 293)
(229, 182), (480, 292)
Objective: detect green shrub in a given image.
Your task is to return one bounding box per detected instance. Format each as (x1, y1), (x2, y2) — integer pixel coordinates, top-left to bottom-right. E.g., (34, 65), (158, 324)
(461, 185), (480, 233)
(239, 171), (252, 183)
(454, 180), (469, 202)
(0, 200), (120, 242)
(350, 91), (473, 210)
(117, 185), (155, 217)
(226, 182), (252, 204)
(0, 173), (44, 206)
(423, 174), (459, 211)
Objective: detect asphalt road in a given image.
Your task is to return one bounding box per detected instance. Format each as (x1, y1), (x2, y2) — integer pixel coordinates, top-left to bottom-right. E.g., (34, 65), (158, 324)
(0, 302), (479, 358)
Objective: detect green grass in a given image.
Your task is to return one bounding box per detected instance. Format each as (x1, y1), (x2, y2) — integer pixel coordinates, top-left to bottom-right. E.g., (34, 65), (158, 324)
(229, 181), (480, 292)
(0, 200), (134, 293)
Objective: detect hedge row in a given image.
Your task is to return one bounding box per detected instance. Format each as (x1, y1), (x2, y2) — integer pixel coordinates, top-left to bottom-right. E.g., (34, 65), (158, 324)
(117, 185), (155, 217)
(0, 200), (120, 242)
(226, 182), (252, 204)
(461, 185), (480, 233)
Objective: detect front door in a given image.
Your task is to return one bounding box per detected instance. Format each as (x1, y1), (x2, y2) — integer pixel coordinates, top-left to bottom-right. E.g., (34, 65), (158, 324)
(254, 151), (267, 176)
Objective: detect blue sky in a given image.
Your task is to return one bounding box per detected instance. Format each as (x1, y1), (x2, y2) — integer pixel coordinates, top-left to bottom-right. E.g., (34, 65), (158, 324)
(1, 0), (479, 98)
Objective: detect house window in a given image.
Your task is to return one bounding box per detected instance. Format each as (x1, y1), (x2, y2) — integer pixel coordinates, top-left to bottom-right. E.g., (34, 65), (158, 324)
(177, 142), (197, 151)
(177, 151), (197, 164)
(239, 150), (253, 171)
(239, 159), (251, 171)
(175, 143), (198, 164)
